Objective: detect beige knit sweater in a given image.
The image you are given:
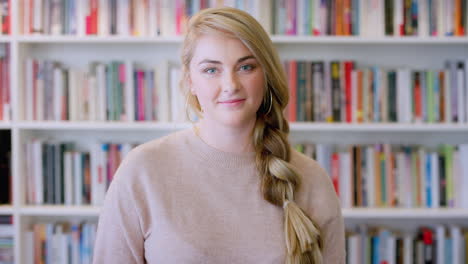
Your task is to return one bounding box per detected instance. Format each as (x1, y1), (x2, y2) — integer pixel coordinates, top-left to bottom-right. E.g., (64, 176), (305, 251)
(93, 127), (346, 263)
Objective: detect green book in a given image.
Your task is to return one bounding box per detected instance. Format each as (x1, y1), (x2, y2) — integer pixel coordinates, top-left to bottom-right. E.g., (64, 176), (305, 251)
(427, 70), (435, 123)
(295, 144), (304, 153)
(443, 145), (454, 207)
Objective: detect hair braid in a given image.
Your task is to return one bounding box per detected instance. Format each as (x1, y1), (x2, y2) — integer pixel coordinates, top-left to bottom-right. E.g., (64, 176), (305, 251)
(253, 106), (323, 263)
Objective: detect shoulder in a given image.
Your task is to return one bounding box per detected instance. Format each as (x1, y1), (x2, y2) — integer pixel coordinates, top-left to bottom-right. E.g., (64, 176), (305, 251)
(289, 149), (342, 224)
(111, 129), (191, 187)
(123, 128), (190, 165)
(289, 149), (332, 194)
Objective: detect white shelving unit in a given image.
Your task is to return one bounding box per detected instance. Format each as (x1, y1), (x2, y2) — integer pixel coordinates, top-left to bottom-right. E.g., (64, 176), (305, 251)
(0, 1), (466, 263)
(12, 206), (468, 220)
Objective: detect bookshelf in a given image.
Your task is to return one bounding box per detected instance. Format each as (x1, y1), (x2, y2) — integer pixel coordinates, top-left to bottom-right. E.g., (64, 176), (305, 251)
(0, 0), (466, 263)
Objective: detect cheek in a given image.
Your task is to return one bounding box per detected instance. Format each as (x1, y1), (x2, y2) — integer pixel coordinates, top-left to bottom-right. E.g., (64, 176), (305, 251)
(242, 74), (265, 105)
(189, 72), (219, 103)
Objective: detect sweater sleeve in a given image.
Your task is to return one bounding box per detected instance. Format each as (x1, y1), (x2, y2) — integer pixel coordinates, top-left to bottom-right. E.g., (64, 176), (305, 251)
(321, 206), (346, 264)
(92, 164), (146, 264)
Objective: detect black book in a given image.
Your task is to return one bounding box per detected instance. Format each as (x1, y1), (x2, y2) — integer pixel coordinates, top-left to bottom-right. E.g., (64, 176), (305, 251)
(0, 130), (11, 204)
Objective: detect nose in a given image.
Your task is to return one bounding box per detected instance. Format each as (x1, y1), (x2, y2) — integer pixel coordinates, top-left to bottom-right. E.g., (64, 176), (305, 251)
(222, 71), (240, 94)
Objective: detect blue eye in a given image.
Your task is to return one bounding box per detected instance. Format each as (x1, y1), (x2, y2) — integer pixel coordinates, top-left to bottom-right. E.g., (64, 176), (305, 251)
(204, 68), (217, 74)
(240, 64), (254, 71)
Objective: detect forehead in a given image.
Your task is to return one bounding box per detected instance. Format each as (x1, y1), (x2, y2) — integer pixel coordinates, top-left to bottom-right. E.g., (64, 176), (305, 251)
(191, 34), (253, 64)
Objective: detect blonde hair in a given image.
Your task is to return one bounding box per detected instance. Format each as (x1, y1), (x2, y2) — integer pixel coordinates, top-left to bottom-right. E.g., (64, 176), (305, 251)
(180, 7), (323, 263)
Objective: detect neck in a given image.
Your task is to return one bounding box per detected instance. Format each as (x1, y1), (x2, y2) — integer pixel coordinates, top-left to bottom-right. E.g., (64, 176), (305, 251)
(194, 118), (256, 154)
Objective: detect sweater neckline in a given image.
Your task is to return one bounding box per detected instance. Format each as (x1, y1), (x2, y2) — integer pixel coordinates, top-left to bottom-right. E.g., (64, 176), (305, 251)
(186, 126), (256, 170)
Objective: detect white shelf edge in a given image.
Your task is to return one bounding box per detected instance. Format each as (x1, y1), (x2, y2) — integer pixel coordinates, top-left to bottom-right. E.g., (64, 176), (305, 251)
(19, 205), (101, 216)
(290, 122), (468, 132)
(342, 208), (468, 219)
(0, 36), (11, 42)
(16, 206), (468, 218)
(11, 121), (468, 132)
(271, 36), (468, 44)
(0, 122), (12, 129)
(14, 121), (192, 130)
(15, 35), (184, 43)
(9, 35), (468, 44)
(0, 205), (13, 215)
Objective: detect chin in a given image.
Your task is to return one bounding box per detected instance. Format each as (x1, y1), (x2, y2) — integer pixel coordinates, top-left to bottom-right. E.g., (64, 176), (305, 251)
(216, 114), (256, 128)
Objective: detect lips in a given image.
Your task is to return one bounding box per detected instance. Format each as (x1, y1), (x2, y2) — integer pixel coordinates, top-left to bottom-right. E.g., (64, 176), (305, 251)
(219, 99), (245, 104)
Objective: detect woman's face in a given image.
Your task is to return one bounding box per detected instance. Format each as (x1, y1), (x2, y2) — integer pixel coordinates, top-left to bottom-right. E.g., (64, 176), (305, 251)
(189, 33), (265, 128)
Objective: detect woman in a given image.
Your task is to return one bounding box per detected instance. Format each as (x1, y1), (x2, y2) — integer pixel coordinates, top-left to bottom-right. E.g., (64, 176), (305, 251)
(93, 7), (345, 264)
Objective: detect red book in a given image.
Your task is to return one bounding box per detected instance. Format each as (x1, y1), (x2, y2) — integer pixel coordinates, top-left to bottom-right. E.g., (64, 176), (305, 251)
(414, 72), (422, 122)
(344, 61), (354, 123)
(90, 0), (98, 34)
(176, 0), (183, 35)
(29, 0), (33, 34)
(200, 0), (207, 9)
(331, 152), (340, 196)
(288, 61), (297, 122)
(86, 16), (91, 35)
(286, 0), (296, 35)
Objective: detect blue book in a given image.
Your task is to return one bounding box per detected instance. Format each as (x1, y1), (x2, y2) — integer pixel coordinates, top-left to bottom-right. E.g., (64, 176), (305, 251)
(434, 71), (440, 121)
(426, 153), (432, 208)
(372, 235), (380, 264)
(372, 67), (379, 122)
(445, 238), (452, 264)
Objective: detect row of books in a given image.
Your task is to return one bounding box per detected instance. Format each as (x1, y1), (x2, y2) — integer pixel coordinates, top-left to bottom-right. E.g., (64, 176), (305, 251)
(25, 139), (136, 206)
(24, 221), (96, 264)
(23, 137), (468, 209)
(346, 225), (468, 264)
(274, 0), (468, 37)
(0, 45), (10, 122)
(284, 59), (468, 123)
(20, 0), (271, 36)
(20, 0), (468, 37)
(23, 57), (468, 124)
(0, 216), (13, 264)
(295, 143), (468, 209)
(24, 59), (187, 122)
(0, 130), (10, 205)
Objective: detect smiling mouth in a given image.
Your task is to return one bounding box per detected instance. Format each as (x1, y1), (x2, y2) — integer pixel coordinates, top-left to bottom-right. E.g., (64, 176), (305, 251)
(219, 99), (245, 104)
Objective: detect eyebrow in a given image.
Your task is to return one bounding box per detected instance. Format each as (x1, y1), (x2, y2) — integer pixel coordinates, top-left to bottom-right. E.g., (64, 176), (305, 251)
(197, 55), (256, 65)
